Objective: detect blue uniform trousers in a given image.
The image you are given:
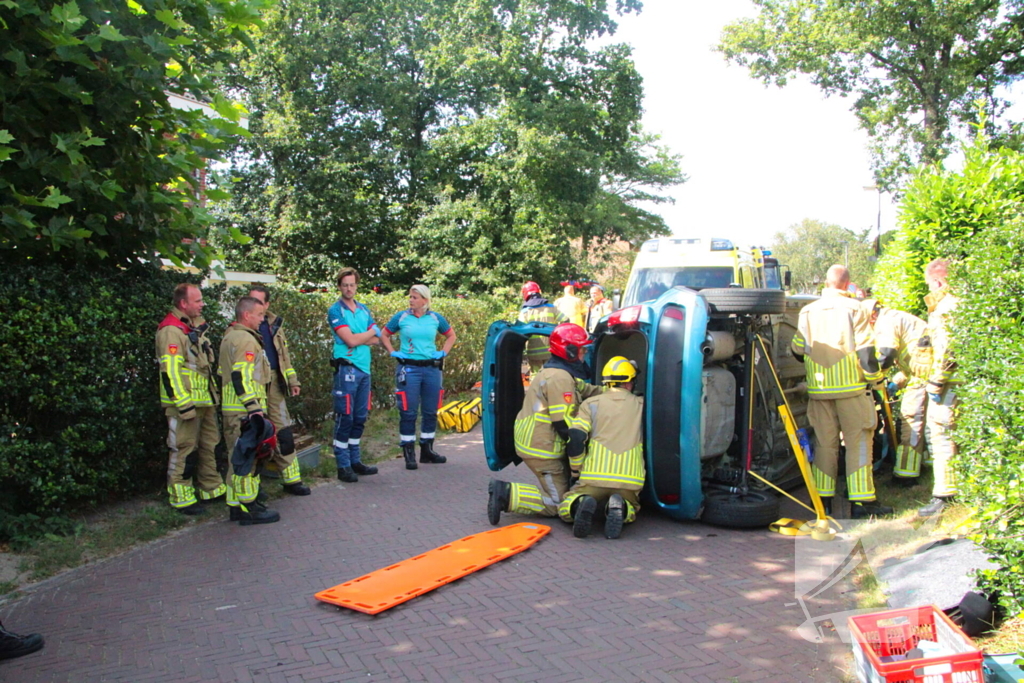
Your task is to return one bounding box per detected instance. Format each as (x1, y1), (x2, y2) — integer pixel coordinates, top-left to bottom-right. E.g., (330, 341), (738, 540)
(394, 364), (442, 443)
(332, 365), (370, 468)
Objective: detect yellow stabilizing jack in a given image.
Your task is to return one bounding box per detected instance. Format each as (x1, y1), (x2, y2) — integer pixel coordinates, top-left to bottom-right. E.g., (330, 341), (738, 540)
(754, 334), (839, 541)
(876, 385), (899, 450)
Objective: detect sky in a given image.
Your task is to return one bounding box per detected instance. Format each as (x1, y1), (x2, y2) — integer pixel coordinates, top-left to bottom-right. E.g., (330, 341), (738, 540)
(602, 0), (900, 249)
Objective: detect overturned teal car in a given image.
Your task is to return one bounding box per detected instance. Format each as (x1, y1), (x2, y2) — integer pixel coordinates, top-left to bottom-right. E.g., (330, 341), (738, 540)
(481, 285), (814, 527)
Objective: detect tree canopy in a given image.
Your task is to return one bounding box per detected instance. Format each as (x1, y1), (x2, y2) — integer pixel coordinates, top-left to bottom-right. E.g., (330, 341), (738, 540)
(770, 218), (875, 292)
(0, 0), (266, 267)
(219, 0), (683, 290)
(718, 0), (1024, 188)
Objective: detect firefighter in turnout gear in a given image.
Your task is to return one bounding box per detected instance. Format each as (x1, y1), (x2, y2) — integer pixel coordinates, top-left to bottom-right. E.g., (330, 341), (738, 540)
(916, 258), (960, 518)
(862, 298), (929, 486)
(156, 283), (225, 515)
(791, 265), (892, 519)
(248, 286), (310, 496)
(220, 297), (280, 525)
(487, 323), (602, 523)
(554, 282), (587, 327)
(517, 281), (567, 374)
(559, 356), (645, 539)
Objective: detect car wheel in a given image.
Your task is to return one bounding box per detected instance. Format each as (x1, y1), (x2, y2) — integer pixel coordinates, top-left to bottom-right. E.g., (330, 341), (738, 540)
(700, 489), (781, 529)
(700, 288), (786, 315)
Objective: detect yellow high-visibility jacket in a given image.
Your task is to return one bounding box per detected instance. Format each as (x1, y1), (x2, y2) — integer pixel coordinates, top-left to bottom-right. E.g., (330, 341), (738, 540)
(220, 324), (271, 414)
(791, 288), (883, 400)
(156, 307), (217, 416)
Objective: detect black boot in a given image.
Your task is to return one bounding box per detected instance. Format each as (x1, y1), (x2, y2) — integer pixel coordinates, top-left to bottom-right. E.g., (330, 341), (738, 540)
(230, 501), (280, 525)
(419, 439), (446, 464)
(605, 494), (625, 540)
(487, 479), (511, 525)
(851, 501), (894, 519)
(819, 496), (833, 517)
(352, 462), (378, 475)
(402, 442), (418, 470)
(572, 495), (597, 538)
(337, 467), (358, 483)
(0, 621), (44, 661)
(283, 482), (311, 495)
(177, 502), (207, 516)
(918, 496), (952, 518)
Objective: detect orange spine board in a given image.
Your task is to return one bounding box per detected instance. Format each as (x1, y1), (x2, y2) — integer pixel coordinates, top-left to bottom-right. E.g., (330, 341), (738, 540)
(315, 522), (551, 615)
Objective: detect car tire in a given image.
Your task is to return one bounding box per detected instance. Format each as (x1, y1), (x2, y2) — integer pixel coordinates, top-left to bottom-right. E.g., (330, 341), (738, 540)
(700, 288), (786, 315)
(700, 489), (781, 529)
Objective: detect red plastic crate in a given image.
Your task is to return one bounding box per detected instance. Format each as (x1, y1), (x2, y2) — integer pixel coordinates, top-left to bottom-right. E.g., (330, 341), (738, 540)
(848, 605), (984, 683)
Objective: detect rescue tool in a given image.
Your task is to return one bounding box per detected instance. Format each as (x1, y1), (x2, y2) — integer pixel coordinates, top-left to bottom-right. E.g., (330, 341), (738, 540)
(315, 523), (550, 615)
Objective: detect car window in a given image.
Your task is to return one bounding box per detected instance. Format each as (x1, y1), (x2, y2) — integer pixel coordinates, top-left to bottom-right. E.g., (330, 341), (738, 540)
(625, 267), (734, 305)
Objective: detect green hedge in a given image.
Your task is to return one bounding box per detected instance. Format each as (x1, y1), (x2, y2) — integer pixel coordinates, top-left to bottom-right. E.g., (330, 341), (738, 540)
(0, 262), (217, 514)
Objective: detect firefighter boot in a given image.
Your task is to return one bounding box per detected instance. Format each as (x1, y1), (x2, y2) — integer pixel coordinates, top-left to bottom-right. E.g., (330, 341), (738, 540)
(851, 501), (894, 519)
(820, 497), (833, 517)
(572, 495), (597, 539)
(337, 467), (358, 483)
(0, 621), (44, 661)
(231, 501), (280, 526)
(419, 439), (447, 464)
(350, 444), (377, 475)
(283, 482), (311, 495)
(487, 479), (510, 525)
(177, 502), (207, 516)
(918, 496), (952, 518)
(605, 494), (625, 540)
(403, 442), (418, 470)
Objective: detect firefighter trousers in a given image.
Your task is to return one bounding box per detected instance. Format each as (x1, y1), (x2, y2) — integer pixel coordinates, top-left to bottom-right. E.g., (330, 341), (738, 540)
(559, 484), (640, 524)
(808, 391), (878, 502)
(223, 411), (261, 508)
(166, 406), (225, 508)
(926, 387), (959, 498)
(508, 455), (570, 517)
(263, 376), (300, 485)
(893, 380), (928, 479)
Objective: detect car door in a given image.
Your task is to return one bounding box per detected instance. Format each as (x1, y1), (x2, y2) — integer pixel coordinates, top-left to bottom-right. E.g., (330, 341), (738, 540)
(481, 320), (555, 471)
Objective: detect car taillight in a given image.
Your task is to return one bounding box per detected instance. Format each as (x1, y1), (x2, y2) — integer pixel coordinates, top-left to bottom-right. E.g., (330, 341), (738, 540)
(608, 305), (642, 329)
(663, 307), (684, 321)
(660, 494), (680, 504)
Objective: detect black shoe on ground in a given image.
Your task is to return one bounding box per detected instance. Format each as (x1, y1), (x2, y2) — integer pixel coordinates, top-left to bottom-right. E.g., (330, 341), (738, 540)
(487, 479), (511, 526)
(573, 495), (597, 539)
(283, 482), (311, 496)
(419, 439), (447, 464)
(337, 467), (358, 483)
(892, 476), (920, 488)
(177, 503), (207, 516)
(605, 494), (625, 540)
(0, 622), (44, 661)
(851, 501), (894, 519)
(352, 462), (378, 475)
(402, 442), (418, 470)
(918, 496), (951, 518)
(231, 501), (280, 526)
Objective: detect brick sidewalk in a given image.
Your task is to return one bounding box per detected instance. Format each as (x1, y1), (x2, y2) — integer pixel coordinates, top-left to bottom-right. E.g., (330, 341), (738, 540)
(1, 431), (851, 682)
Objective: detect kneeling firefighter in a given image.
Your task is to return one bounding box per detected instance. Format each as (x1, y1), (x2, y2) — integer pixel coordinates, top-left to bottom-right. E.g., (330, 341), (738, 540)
(487, 323), (602, 522)
(559, 356), (645, 539)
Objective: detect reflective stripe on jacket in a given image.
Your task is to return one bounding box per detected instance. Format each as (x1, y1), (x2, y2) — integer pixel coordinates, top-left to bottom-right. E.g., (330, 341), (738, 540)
(514, 367), (600, 459)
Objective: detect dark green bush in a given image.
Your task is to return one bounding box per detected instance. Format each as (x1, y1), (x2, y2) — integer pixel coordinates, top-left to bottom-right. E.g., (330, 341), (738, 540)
(0, 261), (217, 514)
(951, 218), (1024, 615)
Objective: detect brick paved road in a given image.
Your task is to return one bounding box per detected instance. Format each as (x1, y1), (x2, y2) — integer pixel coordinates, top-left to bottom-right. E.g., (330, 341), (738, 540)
(1, 432), (852, 682)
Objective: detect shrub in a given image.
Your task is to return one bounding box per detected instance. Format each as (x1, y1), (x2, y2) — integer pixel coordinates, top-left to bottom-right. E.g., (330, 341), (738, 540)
(0, 261), (219, 514)
(952, 218), (1024, 615)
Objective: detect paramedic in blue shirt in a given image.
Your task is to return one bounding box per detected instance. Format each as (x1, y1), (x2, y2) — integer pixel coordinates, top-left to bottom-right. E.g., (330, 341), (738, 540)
(327, 267), (381, 483)
(381, 285), (457, 470)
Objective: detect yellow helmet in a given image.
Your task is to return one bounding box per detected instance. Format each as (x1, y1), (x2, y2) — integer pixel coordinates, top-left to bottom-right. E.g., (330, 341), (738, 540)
(601, 356), (637, 385)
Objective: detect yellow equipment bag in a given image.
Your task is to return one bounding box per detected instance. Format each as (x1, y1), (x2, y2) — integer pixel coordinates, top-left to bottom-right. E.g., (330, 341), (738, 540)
(437, 398), (482, 433)
(437, 400), (464, 431)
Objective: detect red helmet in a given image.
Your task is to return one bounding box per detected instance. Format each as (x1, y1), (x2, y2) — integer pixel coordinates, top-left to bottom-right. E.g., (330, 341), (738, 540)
(549, 323), (592, 363)
(521, 281), (542, 301)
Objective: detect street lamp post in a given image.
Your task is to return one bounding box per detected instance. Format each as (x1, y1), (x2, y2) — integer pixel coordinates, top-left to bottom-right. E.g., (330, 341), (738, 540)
(864, 185), (882, 256)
